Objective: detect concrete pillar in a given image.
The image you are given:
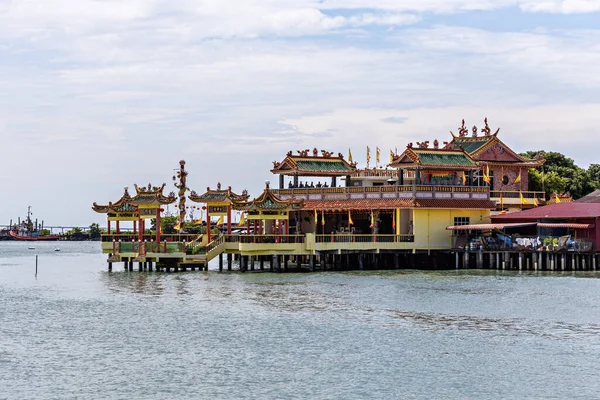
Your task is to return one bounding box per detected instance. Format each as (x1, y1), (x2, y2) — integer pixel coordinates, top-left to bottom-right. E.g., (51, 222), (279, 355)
(250, 256), (255, 271)
(455, 252), (459, 269)
(219, 253), (223, 272)
(518, 253), (523, 271)
(309, 255), (314, 272)
(359, 254), (364, 270)
(496, 252), (500, 270)
(227, 253), (232, 271)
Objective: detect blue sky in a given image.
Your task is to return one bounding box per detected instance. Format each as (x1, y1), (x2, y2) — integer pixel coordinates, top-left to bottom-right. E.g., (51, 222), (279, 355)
(1, 0), (600, 226)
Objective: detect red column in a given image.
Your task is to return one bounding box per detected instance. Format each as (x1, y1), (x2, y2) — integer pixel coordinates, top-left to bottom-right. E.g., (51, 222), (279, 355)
(107, 219), (111, 236)
(246, 218), (250, 235)
(227, 205), (232, 235)
(155, 208), (160, 245)
(116, 220), (120, 235)
(133, 220), (137, 235)
(206, 207), (211, 243)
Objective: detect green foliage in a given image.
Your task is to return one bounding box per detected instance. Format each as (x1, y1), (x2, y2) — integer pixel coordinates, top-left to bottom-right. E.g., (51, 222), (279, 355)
(160, 216), (178, 234)
(39, 229), (51, 236)
(521, 150), (597, 199)
(89, 223), (102, 238)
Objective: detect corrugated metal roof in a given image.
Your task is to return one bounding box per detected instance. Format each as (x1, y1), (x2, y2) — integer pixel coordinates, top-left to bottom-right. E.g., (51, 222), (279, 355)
(537, 223), (594, 229)
(493, 202), (600, 220)
(415, 199), (496, 209)
(446, 222), (536, 231)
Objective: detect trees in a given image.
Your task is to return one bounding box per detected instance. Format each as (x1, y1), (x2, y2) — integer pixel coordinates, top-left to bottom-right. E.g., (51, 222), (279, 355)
(89, 223), (102, 239)
(522, 151), (597, 199)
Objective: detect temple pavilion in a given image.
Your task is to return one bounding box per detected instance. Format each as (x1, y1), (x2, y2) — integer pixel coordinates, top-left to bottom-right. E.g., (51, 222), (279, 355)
(92, 184), (176, 243)
(230, 182), (304, 237)
(188, 183), (249, 242)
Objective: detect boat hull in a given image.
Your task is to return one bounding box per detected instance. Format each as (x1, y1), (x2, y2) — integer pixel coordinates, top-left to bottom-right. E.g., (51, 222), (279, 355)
(8, 231), (59, 241)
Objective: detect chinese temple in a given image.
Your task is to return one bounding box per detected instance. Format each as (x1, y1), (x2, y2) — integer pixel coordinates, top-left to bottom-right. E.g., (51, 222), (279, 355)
(94, 119), (600, 274)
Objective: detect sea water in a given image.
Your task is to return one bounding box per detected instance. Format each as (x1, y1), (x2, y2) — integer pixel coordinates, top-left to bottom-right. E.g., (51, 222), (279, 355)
(1, 241), (600, 399)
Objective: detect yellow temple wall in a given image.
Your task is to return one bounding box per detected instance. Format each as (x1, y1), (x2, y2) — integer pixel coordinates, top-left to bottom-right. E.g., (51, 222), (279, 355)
(413, 209), (490, 250)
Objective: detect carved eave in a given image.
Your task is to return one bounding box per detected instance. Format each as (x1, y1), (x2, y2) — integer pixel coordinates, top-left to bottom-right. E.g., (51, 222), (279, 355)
(388, 147), (478, 170)
(92, 187), (133, 213)
(231, 186), (304, 211)
(189, 185), (250, 204)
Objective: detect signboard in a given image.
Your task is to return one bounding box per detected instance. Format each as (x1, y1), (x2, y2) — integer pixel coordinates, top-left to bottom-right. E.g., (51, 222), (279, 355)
(208, 205), (228, 216)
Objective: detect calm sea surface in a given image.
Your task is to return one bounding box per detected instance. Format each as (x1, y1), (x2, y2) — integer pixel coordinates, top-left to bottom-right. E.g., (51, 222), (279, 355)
(1, 241), (600, 399)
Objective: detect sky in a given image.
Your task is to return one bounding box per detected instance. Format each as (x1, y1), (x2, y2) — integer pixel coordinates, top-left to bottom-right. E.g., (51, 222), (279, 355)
(1, 0), (600, 227)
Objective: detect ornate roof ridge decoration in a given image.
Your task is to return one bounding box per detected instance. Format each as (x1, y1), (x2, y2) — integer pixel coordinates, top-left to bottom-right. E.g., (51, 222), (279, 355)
(389, 144), (478, 169)
(271, 148), (357, 176)
(231, 182), (304, 211)
(92, 186), (135, 213)
(445, 118), (545, 168)
(189, 182), (250, 203)
(130, 183), (176, 206)
(449, 118), (500, 139)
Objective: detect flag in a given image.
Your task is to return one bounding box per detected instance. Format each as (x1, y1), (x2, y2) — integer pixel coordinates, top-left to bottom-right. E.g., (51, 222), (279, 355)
(174, 223), (181, 231)
(366, 146), (371, 166)
(321, 210), (325, 226)
(520, 191), (527, 205)
(376, 147), (381, 164)
(462, 171), (467, 185)
(483, 165), (491, 185)
(348, 148), (353, 163)
(216, 216), (224, 226)
(392, 211), (396, 230)
(237, 212), (245, 227)
(314, 209), (318, 225)
(534, 197), (539, 207)
(390, 149), (395, 163)
(348, 210), (354, 226)
(193, 217), (203, 225)
(555, 195), (561, 203)
(369, 211), (374, 229)
(514, 170), (521, 184)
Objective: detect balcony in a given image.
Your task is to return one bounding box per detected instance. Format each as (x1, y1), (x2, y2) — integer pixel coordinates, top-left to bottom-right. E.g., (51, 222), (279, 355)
(272, 185), (490, 201)
(490, 191), (546, 207)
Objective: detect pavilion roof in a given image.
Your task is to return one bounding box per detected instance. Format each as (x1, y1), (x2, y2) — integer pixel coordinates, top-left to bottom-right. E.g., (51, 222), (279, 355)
(92, 187), (134, 213)
(92, 184), (176, 213)
(232, 184), (304, 211)
(189, 183), (249, 204)
(271, 149), (357, 177)
(389, 146), (477, 170)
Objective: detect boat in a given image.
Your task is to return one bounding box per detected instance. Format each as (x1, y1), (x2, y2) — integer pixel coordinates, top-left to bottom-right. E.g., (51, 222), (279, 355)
(7, 206), (60, 241)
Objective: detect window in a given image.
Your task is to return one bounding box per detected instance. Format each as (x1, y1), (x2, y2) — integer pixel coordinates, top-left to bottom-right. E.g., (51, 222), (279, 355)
(453, 217), (470, 236)
(502, 175), (509, 185)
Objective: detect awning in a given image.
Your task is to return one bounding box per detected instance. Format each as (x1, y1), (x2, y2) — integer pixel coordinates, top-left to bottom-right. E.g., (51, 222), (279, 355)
(446, 222), (537, 231)
(537, 223), (594, 229)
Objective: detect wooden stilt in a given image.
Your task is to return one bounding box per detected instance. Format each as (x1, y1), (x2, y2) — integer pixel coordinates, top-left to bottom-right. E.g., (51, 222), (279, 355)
(227, 253), (232, 271)
(219, 253), (223, 272)
(309, 255), (314, 272)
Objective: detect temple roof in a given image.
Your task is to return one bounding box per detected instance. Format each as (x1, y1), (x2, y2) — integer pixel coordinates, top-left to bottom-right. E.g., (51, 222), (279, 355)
(389, 146), (477, 170)
(271, 149), (356, 177)
(445, 119), (545, 168)
(232, 183), (304, 211)
(92, 184), (176, 213)
(189, 183), (249, 203)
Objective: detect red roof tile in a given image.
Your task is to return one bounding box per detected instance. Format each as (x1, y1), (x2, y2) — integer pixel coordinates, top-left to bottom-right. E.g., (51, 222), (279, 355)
(303, 199), (413, 211)
(302, 198), (495, 210)
(415, 199), (496, 209)
(492, 202), (600, 220)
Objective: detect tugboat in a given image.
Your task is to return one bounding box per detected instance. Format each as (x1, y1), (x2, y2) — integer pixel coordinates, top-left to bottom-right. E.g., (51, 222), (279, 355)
(7, 206), (59, 241)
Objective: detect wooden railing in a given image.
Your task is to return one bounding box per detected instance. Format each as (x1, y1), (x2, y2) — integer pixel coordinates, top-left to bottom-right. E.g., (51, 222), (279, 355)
(272, 185), (489, 200)
(490, 191), (546, 199)
(101, 234), (199, 243)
